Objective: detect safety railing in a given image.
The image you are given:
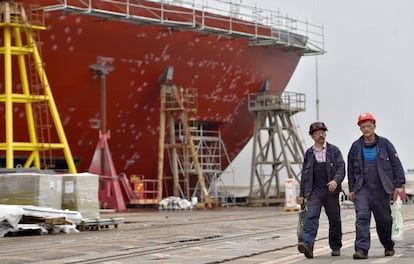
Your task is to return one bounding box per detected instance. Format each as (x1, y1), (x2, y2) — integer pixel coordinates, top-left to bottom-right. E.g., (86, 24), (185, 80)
(33, 0), (324, 54)
(248, 91), (306, 113)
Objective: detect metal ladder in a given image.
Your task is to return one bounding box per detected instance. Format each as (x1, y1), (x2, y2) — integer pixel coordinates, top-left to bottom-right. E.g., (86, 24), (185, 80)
(27, 13), (55, 170)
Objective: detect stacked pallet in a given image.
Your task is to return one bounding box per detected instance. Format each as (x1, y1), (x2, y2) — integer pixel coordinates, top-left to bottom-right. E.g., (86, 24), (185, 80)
(0, 172), (100, 219)
(0, 205), (81, 237)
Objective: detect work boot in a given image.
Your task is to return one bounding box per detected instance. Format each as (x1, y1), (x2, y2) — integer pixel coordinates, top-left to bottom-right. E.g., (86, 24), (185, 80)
(298, 242), (313, 259)
(331, 249), (340, 256)
(353, 251), (368, 259)
(385, 248), (395, 256)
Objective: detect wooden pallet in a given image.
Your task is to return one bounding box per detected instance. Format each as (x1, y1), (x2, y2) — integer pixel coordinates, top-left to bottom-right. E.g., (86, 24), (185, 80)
(21, 215), (69, 225)
(77, 217), (124, 231)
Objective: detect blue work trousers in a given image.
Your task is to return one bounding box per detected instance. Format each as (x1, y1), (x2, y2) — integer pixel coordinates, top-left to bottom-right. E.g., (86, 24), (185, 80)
(354, 161), (394, 253)
(302, 191), (342, 251)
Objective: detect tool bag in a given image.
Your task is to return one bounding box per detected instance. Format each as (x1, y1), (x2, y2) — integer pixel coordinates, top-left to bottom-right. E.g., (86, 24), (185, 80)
(391, 194), (404, 242)
(297, 202), (307, 243)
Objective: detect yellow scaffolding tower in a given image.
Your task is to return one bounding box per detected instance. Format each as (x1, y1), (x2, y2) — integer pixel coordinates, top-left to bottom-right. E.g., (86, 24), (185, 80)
(0, 1), (76, 173)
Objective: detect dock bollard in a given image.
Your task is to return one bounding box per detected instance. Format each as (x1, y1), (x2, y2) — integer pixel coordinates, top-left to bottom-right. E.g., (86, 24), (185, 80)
(284, 178), (300, 211)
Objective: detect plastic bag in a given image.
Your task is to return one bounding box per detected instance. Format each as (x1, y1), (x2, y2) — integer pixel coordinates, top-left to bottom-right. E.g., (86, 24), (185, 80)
(297, 203), (307, 243)
(391, 194), (404, 242)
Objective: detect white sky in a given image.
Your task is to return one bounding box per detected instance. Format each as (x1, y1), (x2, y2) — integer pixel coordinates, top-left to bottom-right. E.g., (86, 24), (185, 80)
(225, 0), (414, 185)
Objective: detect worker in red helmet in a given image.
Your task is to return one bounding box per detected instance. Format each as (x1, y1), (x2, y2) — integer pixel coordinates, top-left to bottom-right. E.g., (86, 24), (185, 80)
(348, 112), (405, 259)
(297, 121), (345, 258)
(357, 111), (376, 126)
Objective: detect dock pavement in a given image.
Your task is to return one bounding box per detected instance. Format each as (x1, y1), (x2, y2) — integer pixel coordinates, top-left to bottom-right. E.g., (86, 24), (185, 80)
(0, 203), (414, 263)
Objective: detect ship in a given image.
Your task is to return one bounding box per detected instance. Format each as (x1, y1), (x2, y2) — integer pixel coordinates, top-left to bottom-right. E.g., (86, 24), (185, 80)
(0, 0), (323, 200)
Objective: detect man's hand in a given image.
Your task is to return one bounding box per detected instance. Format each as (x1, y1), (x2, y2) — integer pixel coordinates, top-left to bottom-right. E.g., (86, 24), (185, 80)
(327, 180), (338, 192)
(393, 185), (405, 201)
(349, 192), (355, 202)
(298, 197), (304, 204)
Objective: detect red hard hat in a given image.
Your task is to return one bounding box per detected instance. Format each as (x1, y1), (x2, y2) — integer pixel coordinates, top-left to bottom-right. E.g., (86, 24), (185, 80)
(357, 112), (376, 126)
(309, 120), (328, 135)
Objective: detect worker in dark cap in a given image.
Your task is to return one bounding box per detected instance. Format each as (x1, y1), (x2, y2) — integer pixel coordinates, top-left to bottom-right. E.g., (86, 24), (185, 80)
(297, 121), (345, 259)
(348, 112), (405, 259)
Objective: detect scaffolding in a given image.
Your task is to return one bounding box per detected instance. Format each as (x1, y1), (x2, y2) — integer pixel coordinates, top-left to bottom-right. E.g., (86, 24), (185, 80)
(157, 66), (234, 207)
(0, 1), (76, 173)
(158, 66), (218, 208)
(174, 122), (233, 203)
(34, 0), (324, 55)
(248, 89), (305, 205)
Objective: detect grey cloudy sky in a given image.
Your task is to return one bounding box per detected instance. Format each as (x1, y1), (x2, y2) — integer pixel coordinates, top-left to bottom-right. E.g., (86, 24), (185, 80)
(226, 0), (414, 185)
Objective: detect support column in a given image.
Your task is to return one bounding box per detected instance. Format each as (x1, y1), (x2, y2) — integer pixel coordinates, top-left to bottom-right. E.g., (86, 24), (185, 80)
(248, 90), (305, 205)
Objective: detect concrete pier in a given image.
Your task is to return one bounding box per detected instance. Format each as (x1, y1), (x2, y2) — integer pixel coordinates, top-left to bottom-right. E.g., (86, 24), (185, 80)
(0, 204), (413, 263)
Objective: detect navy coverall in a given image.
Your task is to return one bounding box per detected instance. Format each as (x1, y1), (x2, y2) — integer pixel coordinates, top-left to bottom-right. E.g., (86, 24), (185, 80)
(348, 135), (405, 254)
(299, 143), (345, 251)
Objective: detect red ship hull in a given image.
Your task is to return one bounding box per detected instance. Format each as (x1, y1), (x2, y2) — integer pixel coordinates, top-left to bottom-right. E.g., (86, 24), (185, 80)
(1, 1), (312, 186)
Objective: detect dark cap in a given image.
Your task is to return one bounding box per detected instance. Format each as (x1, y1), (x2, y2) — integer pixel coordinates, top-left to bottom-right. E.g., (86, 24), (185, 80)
(309, 121), (328, 135)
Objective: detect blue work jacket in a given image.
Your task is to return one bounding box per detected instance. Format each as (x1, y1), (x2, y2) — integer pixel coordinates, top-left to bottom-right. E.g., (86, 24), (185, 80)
(347, 135), (405, 195)
(299, 142), (345, 198)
